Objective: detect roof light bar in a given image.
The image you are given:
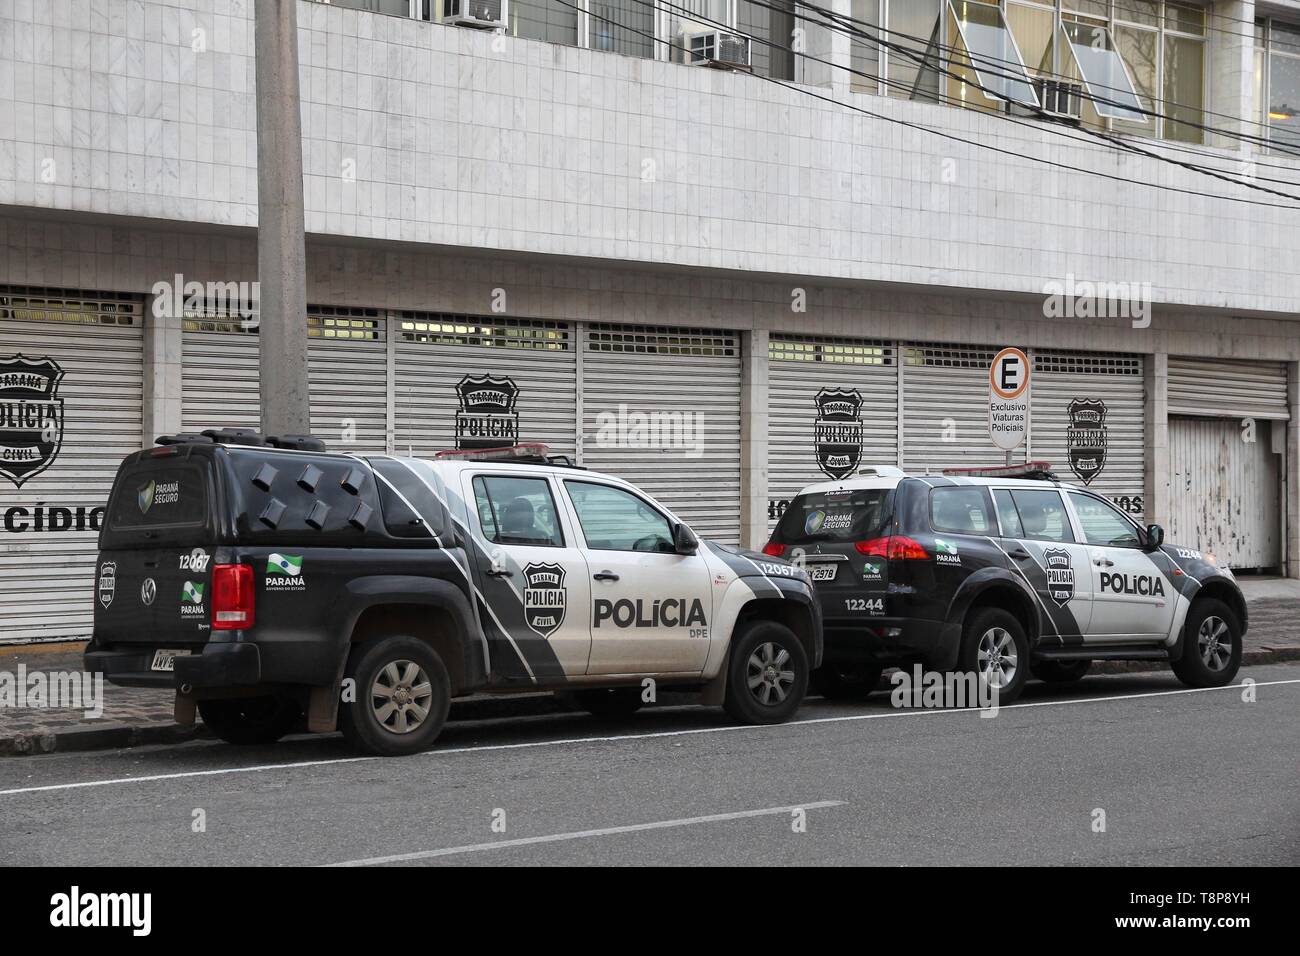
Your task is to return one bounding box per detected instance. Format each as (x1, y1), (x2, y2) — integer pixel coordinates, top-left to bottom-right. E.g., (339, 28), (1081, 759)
(434, 443), (552, 462)
(941, 461), (1058, 480)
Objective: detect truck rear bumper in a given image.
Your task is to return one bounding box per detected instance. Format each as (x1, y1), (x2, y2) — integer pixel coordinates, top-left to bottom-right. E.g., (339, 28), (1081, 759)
(86, 641), (261, 689)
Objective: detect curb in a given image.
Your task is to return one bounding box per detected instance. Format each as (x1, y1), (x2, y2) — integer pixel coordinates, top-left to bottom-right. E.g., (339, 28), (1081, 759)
(4, 650), (1298, 757)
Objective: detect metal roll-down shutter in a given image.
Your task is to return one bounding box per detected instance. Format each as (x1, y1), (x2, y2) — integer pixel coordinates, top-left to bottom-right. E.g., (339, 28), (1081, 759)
(767, 334), (897, 528)
(0, 287), (145, 642)
(394, 314), (576, 459)
(182, 306), (389, 453)
(902, 343), (1023, 474)
(1031, 350), (1146, 519)
(1168, 357), (1289, 420)
(580, 324), (742, 544)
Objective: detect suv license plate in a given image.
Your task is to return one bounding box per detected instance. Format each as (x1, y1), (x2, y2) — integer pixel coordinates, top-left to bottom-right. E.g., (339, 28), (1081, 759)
(807, 563), (839, 582)
(150, 649), (190, 672)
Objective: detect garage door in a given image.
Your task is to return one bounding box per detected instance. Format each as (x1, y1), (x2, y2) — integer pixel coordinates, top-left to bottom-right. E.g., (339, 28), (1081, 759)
(580, 324), (742, 544)
(767, 334), (897, 527)
(902, 342), (1024, 473)
(1169, 417), (1282, 570)
(1169, 357), (1289, 420)
(0, 286), (145, 642)
(395, 313), (576, 459)
(182, 306), (388, 453)
(1031, 350), (1145, 519)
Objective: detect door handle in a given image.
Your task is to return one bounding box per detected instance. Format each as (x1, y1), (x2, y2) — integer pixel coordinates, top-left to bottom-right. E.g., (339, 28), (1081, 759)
(1093, 557), (1114, 567)
(593, 571), (620, 582)
(1008, 548), (1031, 560)
(485, 567), (513, 578)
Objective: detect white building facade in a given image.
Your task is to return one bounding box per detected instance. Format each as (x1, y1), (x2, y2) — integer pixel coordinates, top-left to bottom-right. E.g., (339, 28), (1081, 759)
(1, 0), (1298, 641)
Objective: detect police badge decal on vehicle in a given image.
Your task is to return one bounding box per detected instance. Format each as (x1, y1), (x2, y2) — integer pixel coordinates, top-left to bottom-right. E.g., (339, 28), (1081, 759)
(813, 387), (865, 480)
(523, 562), (566, 638)
(1043, 547), (1075, 607)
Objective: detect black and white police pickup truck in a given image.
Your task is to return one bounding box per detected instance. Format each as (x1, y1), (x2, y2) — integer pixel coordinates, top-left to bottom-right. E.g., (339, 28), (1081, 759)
(764, 463), (1247, 703)
(87, 432), (821, 755)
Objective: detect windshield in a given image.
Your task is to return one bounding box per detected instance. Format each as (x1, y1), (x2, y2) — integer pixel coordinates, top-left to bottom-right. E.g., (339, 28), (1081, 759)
(774, 488), (892, 545)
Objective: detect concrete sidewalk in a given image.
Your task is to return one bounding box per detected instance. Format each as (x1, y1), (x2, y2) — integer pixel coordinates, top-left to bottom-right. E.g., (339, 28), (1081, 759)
(3, 589), (1298, 756)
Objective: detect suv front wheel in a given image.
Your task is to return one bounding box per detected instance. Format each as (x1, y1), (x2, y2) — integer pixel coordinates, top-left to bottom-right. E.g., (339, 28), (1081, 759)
(1171, 598), (1242, 688)
(339, 635), (452, 756)
(723, 621), (809, 725)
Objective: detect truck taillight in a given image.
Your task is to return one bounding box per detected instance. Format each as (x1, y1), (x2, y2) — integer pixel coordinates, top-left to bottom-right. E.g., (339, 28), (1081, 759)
(212, 564), (255, 630)
(762, 542), (786, 557)
(855, 536), (928, 560)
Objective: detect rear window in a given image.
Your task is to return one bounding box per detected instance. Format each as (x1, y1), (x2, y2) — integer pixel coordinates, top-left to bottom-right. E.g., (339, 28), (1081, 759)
(929, 487), (994, 535)
(774, 488), (891, 544)
(108, 465), (209, 530)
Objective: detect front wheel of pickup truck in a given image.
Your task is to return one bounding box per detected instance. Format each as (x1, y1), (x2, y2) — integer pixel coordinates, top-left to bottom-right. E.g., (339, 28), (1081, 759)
(339, 636), (452, 757)
(723, 621), (809, 725)
(198, 697), (302, 746)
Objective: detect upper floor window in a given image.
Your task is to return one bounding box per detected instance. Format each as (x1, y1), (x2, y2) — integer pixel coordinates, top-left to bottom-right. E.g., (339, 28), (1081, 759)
(1257, 19), (1300, 152)
(850, 1), (1207, 145)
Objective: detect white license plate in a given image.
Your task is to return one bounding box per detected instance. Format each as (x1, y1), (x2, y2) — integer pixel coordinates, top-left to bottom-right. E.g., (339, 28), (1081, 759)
(150, 649), (190, 672)
(807, 562), (839, 582)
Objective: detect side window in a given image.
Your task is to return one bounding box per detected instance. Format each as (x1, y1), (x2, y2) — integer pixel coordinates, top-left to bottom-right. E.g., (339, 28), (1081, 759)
(472, 475), (564, 547)
(1008, 489), (1075, 543)
(929, 486), (994, 535)
(992, 489), (1024, 538)
(1069, 492), (1141, 548)
(565, 481), (675, 553)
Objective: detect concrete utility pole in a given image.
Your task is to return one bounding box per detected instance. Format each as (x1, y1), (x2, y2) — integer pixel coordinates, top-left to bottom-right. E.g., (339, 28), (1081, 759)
(254, 0), (311, 437)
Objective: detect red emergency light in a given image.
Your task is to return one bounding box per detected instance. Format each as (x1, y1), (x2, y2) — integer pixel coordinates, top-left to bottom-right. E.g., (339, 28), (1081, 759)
(941, 461), (1058, 481)
(434, 443), (552, 462)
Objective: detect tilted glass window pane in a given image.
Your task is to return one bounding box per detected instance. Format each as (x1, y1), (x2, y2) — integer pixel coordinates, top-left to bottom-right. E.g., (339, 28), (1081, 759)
(1268, 51), (1300, 150)
(1062, 20), (1148, 120)
(1006, 1), (1056, 77)
(1163, 33), (1204, 143)
(947, 0), (1039, 105)
(330, 0), (413, 15)
(849, 0), (881, 93)
(1113, 24), (1157, 134)
(886, 0), (942, 101)
(510, 0), (578, 44)
(590, 0), (654, 58)
(740, 0), (795, 79)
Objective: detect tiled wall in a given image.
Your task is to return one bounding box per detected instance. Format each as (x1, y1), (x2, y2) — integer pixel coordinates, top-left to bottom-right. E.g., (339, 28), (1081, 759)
(1, 0), (1298, 314)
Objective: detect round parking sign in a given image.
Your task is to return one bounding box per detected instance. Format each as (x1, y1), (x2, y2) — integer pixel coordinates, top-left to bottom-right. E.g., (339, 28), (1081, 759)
(988, 347), (1030, 450)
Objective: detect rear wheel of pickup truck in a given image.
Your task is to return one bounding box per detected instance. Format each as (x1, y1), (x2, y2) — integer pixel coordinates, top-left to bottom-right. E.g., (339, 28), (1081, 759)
(339, 636), (451, 757)
(722, 621), (809, 725)
(198, 697), (302, 746)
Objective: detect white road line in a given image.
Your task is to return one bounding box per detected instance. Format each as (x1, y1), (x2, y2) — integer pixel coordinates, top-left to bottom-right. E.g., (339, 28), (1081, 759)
(325, 800), (846, 866)
(2, 677), (1296, 798)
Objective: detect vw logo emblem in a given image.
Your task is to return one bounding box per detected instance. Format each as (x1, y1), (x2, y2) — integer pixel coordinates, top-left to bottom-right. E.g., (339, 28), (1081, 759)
(140, 578), (157, 606)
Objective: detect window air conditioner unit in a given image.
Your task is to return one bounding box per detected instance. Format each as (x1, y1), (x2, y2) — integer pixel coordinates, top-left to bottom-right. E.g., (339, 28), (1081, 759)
(686, 30), (751, 70)
(1032, 78), (1084, 121)
(443, 0), (506, 30)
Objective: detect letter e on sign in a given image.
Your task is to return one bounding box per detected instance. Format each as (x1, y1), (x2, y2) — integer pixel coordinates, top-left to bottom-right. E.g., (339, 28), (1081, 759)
(988, 347), (1030, 451)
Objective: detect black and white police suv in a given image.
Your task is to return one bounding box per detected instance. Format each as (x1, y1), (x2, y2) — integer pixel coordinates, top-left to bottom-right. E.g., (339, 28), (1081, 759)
(763, 462), (1246, 703)
(87, 431), (821, 755)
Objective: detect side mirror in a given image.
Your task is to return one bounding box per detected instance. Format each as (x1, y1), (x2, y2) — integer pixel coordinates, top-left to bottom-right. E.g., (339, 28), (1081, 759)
(673, 523), (699, 555)
(1145, 524), (1164, 550)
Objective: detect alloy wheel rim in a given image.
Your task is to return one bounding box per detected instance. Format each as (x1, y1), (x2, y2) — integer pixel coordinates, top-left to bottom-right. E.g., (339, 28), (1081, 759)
(1198, 616), (1233, 672)
(747, 641), (796, 706)
(977, 627), (1018, 690)
(371, 659), (434, 734)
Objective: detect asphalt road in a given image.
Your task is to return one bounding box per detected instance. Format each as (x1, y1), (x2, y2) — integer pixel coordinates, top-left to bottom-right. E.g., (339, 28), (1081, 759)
(2, 662), (1297, 866)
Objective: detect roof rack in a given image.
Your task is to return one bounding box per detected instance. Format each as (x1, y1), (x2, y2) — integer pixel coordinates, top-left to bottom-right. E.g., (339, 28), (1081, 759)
(155, 429), (328, 452)
(941, 461), (1058, 482)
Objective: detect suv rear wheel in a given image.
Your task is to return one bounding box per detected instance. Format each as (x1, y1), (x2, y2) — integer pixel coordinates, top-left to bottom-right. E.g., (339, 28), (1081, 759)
(723, 621), (809, 724)
(339, 635), (451, 756)
(960, 607), (1030, 705)
(198, 696), (302, 745)
(1171, 598), (1242, 688)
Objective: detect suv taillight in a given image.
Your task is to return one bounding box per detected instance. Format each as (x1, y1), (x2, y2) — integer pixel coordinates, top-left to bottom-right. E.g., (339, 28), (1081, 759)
(855, 536), (929, 560)
(762, 542), (786, 557)
(212, 564), (255, 630)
